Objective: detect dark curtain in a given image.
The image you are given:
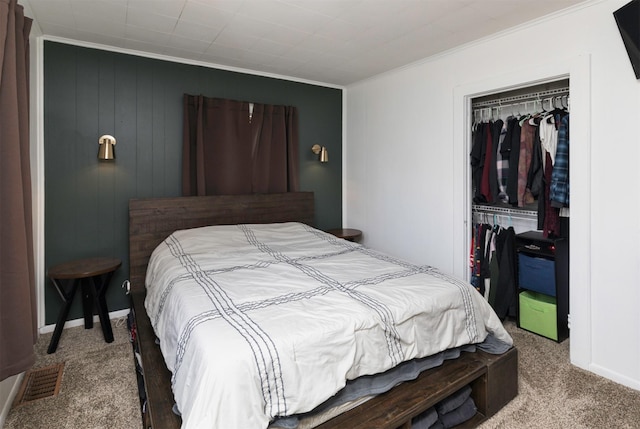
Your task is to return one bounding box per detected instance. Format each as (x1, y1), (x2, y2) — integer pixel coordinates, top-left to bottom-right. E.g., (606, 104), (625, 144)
(0, 0), (36, 381)
(182, 94), (299, 196)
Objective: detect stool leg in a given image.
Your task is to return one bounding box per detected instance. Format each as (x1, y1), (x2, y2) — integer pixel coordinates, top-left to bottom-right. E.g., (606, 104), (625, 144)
(91, 273), (114, 343)
(81, 280), (94, 329)
(48, 279), (78, 354)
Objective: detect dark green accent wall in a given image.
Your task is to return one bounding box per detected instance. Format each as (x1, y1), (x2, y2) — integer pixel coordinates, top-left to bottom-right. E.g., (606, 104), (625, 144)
(44, 41), (343, 324)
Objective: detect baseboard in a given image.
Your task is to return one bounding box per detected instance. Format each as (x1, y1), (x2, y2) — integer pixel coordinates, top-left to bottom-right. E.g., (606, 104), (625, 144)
(0, 372), (24, 427)
(39, 308), (130, 334)
(589, 363), (640, 392)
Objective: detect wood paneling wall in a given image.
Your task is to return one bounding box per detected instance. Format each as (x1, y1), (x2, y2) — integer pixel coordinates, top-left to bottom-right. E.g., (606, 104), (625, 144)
(44, 42), (342, 324)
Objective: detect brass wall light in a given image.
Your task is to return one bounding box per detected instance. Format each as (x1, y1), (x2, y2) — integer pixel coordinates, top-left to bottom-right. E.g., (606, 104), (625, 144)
(311, 144), (328, 163)
(98, 135), (116, 160)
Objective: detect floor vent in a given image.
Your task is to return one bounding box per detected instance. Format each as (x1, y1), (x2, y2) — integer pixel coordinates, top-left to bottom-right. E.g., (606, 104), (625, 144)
(13, 363), (64, 406)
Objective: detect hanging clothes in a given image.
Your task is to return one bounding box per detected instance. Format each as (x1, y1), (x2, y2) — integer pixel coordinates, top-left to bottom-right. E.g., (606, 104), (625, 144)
(471, 222), (490, 294)
(542, 151), (561, 237)
(496, 120), (509, 203)
(517, 119), (537, 207)
(469, 218), (518, 320)
(489, 120), (504, 202)
(505, 117), (522, 206)
(550, 115), (570, 208)
(486, 224), (503, 305)
(470, 98), (569, 237)
(470, 122), (487, 204)
(527, 119), (544, 201)
(480, 124), (494, 203)
(536, 111), (570, 237)
(492, 226), (518, 320)
(539, 113), (558, 165)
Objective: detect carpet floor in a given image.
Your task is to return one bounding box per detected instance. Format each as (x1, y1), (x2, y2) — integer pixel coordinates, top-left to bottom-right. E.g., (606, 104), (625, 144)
(4, 318), (140, 429)
(4, 318), (640, 428)
(479, 320), (640, 429)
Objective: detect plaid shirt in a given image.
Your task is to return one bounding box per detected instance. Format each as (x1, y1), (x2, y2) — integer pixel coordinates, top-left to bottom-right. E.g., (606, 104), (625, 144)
(496, 121), (509, 203)
(550, 115), (569, 207)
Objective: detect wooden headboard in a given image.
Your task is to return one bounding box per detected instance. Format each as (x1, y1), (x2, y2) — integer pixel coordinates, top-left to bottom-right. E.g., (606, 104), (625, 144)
(128, 192), (315, 293)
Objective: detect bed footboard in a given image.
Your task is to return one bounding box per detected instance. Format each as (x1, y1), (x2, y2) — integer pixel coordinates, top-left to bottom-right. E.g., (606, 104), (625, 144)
(314, 348), (518, 429)
(129, 288), (517, 429)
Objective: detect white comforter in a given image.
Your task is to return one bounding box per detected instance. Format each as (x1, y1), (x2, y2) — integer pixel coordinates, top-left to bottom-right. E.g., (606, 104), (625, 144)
(145, 222), (512, 429)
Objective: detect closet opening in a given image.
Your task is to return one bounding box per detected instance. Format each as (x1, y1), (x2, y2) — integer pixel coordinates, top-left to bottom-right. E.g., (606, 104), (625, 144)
(468, 78), (570, 343)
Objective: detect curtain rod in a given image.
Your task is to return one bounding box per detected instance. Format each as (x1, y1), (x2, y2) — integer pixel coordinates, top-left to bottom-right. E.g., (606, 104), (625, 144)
(472, 87), (569, 109)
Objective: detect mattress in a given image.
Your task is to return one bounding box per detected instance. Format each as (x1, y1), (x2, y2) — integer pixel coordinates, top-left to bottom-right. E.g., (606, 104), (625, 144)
(145, 222), (512, 428)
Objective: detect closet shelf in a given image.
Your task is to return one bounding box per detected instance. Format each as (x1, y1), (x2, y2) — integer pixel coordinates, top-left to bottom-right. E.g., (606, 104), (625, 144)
(471, 87), (569, 109)
(472, 204), (537, 220)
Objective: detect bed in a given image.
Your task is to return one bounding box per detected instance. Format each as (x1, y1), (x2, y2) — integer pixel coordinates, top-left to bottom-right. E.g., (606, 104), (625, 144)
(128, 192), (518, 429)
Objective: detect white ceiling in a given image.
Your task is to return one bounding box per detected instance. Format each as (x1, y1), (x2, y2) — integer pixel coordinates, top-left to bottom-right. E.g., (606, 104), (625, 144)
(22, 0), (588, 86)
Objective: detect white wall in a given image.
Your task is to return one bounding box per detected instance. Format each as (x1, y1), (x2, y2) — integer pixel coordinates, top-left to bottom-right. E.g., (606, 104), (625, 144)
(345, 0), (640, 390)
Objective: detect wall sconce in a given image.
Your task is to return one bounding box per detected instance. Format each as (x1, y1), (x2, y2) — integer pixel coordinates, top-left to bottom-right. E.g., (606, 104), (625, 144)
(311, 144), (328, 163)
(98, 135), (116, 160)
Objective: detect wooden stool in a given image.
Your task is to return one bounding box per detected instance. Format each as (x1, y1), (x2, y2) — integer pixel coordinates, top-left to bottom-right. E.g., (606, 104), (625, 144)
(47, 257), (121, 353)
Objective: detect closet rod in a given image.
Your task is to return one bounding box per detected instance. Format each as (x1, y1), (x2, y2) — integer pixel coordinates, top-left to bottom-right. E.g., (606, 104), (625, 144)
(471, 87), (569, 109)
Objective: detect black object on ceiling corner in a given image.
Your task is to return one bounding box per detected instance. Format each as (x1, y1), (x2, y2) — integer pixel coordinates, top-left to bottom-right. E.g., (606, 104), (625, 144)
(614, 0), (640, 79)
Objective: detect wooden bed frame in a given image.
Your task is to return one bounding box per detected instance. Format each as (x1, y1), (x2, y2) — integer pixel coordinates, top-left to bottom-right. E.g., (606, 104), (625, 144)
(128, 192), (518, 429)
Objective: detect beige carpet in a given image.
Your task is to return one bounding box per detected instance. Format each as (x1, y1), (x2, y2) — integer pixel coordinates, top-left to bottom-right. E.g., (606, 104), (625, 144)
(480, 320), (640, 429)
(4, 318), (140, 429)
(5, 318), (640, 429)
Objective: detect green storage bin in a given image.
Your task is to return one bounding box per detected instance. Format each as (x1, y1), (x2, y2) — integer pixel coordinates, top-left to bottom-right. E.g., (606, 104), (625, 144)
(519, 290), (558, 341)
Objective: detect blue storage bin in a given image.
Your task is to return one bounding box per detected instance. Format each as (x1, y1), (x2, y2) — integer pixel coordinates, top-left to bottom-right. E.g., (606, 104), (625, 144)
(518, 253), (556, 296)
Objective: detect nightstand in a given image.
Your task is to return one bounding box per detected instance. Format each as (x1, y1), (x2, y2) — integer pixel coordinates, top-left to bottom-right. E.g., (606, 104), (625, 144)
(327, 228), (362, 242)
(47, 257), (121, 353)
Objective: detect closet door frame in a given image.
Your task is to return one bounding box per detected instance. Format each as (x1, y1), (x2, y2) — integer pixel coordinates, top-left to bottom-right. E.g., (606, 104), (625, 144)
(453, 54), (592, 372)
